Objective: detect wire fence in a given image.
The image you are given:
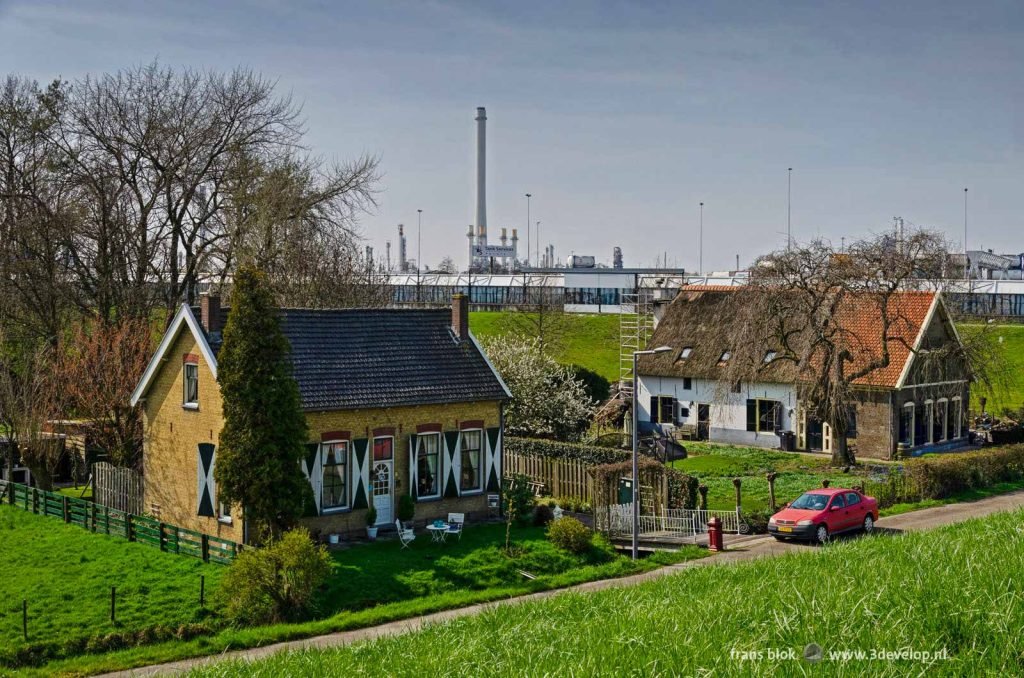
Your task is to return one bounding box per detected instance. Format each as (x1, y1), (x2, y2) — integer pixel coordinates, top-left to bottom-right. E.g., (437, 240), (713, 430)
(0, 478), (239, 564)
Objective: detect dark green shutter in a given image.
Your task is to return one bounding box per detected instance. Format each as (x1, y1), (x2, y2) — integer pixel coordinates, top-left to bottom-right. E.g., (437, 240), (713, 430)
(352, 438), (369, 509)
(197, 443), (215, 517)
(408, 433), (419, 501)
(444, 431), (460, 498)
(302, 443), (320, 517)
(486, 427), (501, 492)
(746, 400), (757, 432)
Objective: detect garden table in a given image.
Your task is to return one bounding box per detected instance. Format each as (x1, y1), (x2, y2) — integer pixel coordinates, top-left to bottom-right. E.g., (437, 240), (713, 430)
(426, 523), (450, 543)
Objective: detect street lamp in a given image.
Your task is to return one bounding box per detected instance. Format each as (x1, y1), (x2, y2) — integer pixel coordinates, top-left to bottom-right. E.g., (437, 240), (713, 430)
(632, 345), (673, 560)
(416, 209), (423, 302)
(525, 194), (532, 268)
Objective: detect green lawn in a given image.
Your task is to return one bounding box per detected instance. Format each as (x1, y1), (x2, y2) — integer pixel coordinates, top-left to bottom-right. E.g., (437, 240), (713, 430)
(962, 323), (1024, 414)
(55, 484), (93, 500)
(470, 311), (622, 382)
(670, 442), (874, 512)
(0, 505), (222, 667)
(18, 521), (705, 676)
(193, 509), (1024, 677)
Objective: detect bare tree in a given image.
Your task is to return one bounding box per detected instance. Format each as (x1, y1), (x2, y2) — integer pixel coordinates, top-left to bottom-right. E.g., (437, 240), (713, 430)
(0, 334), (61, 489)
(721, 229), (994, 466)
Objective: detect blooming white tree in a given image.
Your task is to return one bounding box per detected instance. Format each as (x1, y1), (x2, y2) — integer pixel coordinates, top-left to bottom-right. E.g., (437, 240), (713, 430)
(480, 334), (595, 441)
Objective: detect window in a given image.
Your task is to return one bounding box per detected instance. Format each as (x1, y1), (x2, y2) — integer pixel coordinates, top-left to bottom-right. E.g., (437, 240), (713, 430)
(845, 492), (861, 506)
(914, 402), (928, 446)
(924, 400), (934, 444)
(900, 403), (915, 446)
(746, 399), (781, 433)
(830, 494), (846, 509)
(218, 501), (232, 524)
(417, 434), (441, 498)
(321, 441), (349, 510)
(460, 430), (483, 492)
(183, 362), (199, 407)
(936, 399), (948, 442)
(718, 350), (732, 364)
(952, 397), (963, 438)
(679, 347), (694, 360)
(764, 350), (778, 363)
(649, 396), (675, 424)
(683, 377), (693, 390)
(373, 437), (393, 461)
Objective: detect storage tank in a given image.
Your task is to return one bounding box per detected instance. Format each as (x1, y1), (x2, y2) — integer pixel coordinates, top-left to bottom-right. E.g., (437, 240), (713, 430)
(566, 255), (596, 269)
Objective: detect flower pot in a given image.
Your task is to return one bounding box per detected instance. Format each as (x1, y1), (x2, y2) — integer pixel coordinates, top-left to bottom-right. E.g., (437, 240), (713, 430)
(328, 533), (340, 545)
(366, 526), (378, 540)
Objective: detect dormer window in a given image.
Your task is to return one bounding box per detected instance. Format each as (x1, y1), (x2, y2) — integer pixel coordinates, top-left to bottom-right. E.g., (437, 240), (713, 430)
(764, 350), (778, 364)
(183, 361), (199, 408)
(718, 350), (732, 364)
(678, 347), (694, 360)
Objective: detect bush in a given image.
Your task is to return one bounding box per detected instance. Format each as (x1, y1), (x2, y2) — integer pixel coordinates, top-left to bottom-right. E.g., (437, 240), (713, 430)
(503, 474), (535, 525)
(904, 444), (1024, 499)
(567, 364), (611, 404)
(398, 495), (415, 522)
(506, 437), (629, 466)
(533, 504), (555, 526)
(219, 528), (333, 626)
(666, 468), (699, 509)
(547, 517), (593, 554)
(741, 508), (773, 534)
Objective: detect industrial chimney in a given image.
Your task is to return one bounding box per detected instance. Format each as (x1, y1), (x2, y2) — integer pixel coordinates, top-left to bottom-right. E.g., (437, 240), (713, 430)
(475, 107), (487, 243)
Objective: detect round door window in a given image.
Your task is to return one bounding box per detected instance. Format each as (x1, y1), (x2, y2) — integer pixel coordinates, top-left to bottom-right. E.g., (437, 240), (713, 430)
(373, 462), (390, 495)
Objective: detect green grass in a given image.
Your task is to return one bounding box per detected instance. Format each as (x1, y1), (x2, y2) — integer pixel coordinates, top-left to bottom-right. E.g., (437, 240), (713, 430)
(470, 311), (622, 382)
(17, 522), (704, 676)
(0, 505), (222, 665)
(191, 509), (1024, 677)
(962, 323), (1024, 414)
(670, 442), (868, 512)
(55, 484), (93, 500)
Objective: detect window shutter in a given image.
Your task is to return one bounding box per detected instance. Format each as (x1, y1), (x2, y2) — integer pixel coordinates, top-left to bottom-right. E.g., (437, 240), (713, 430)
(746, 400), (757, 432)
(197, 443), (215, 517)
(649, 396), (659, 423)
(351, 438), (370, 509)
(486, 427), (501, 492)
(443, 431), (460, 498)
(408, 434), (419, 501)
(303, 443), (321, 516)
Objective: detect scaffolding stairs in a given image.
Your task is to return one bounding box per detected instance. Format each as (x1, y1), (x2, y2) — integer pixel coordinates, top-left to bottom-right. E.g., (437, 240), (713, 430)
(618, 290), (654, 400)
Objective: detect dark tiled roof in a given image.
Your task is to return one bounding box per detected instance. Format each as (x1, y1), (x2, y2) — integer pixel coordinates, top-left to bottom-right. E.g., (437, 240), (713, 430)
(201, 307), (508, 411)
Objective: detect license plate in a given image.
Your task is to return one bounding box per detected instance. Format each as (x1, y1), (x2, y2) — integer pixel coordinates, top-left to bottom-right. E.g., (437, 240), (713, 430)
(779, 526), (793, 533)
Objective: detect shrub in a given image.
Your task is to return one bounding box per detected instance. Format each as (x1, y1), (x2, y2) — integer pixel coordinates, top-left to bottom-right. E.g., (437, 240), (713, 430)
(533, 504), (555, 526)
(904, 444), (1024, 499)
(547, 516), (593, 554)
(365, 506), (377, 526)
(398, 495), (415, 522)
(567, 364), (611, 404)
(741, 508), (773, 534)
(503, 474), (536, 525)
(506, 437), (629, 465)
(666, 468), (699, 509)
(219, 528), (333, 626)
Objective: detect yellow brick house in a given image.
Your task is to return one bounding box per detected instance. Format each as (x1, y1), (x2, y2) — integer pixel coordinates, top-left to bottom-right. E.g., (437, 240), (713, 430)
(129, 294), (510, 543)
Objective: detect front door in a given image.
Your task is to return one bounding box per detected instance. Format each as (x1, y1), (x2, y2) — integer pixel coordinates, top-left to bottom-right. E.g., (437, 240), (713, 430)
(372, 461), (393, 525)
(697, 404), (710, 440)
(807, 417), (824, 452)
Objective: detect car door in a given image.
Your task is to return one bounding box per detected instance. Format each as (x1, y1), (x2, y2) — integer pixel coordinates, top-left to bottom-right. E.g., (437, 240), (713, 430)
(845, 492), (866, 527)
(827, 493), (847, 532)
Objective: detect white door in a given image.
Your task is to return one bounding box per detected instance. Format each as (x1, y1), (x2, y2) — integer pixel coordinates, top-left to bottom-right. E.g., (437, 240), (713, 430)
(372, 461), (393, 525)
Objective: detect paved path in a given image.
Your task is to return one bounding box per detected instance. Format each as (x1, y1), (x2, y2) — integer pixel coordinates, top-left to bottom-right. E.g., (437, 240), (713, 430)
(103, 489), (1024, 677)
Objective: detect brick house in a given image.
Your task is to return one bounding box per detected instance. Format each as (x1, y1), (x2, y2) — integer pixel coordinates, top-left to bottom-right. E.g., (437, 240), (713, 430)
(129, 294), (510, 543)
(636, 287), (970, 460)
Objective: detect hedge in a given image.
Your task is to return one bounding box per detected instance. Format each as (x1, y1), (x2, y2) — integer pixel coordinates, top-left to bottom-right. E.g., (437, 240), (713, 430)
(903, 444), (1024, 499)
(505, 437), (630, 466)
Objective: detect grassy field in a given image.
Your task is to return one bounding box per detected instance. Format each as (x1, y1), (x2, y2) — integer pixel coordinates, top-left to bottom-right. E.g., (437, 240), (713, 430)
(20, 522), (704, 675)
(0, 505), (223, 666)
(670, 442), (876, 512)
(964, 323), (1024, 414)
(193, 509), (1024, 677)
(470, 311), (621, 382)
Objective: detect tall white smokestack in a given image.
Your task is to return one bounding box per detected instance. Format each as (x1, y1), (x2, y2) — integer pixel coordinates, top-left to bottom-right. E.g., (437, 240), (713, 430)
(475, 107), (487, 240)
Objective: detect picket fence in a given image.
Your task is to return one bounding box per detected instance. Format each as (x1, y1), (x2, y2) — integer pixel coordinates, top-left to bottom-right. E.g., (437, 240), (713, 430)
(504, 451), (594, 502)
(0, 479), (239, 564)
(93, 462), (145, 515)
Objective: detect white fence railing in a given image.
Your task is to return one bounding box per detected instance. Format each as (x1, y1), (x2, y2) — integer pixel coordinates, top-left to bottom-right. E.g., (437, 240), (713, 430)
(596, 504), (748, 539)
(93, 462), (144, 515)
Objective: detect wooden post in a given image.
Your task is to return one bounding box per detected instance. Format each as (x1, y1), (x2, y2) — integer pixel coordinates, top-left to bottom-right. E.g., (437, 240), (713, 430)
(201, 534), (210, 563)
(32, 487), (38, 514)
(766, 472), (778, 511)
(62, 496), (70, 523)
(104, 505), (110, 534)
(822, 479), (830, 488)
(110, 587), (116, 623)
(553, 460), (561, 498)
(698, 484), (708, 511)
(127, 513), (134, 541)
(732, 477), (742, 515)
(159, 523), (166, 551)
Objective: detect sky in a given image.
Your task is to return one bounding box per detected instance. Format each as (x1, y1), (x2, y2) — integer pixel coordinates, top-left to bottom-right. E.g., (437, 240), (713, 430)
(1, 0), (1021, 272)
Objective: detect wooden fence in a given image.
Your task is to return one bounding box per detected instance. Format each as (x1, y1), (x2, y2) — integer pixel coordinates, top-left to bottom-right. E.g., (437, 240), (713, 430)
(0, 479), (238, 564)
(505, 451), (594, 502)
(93, 462), (144, 515)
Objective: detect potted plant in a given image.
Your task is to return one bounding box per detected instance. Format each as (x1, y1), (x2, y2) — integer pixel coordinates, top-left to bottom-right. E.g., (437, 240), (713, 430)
(365, 506), (378, 540)
(398, 494), (416, 523)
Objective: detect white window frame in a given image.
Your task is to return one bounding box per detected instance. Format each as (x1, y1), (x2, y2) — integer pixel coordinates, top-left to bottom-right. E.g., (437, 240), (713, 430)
(183, 362), (199, 409)
(902, 402), (915, 447)
(936, 398), (949, 442)
(924, 400), (934, 444)
(459, 429), (484, 494)
(218, 501), (232, 524)
(416, 432), (443, 500)
(952, 396), (962, 439)
(320, 439), (351, 513)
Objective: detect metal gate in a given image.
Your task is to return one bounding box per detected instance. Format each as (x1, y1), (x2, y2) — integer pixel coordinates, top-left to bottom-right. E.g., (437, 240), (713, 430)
(596, 503), (749, 540)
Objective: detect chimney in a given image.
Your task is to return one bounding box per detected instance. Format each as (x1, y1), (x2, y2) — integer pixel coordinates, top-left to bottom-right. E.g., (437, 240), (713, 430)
(475, 107), (487, 239)
(200, 293), (222, 334)
(452, 294), (469, 341)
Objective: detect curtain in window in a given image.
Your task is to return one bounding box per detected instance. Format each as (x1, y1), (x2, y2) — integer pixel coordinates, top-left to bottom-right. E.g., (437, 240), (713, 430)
(417, 434), (440, 497)
(321, 443), (348, 509)
(460, 431), (481, 491)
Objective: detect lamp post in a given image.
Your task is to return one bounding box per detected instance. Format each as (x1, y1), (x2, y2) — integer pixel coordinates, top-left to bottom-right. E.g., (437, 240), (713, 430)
(698, 202), (704, 275)
(632, 345), (673, 560)
(536, 221), (541, 267)
(416, 209), (423, 302)
(525, 193), (532, 267)
(787, 168), (792, 251)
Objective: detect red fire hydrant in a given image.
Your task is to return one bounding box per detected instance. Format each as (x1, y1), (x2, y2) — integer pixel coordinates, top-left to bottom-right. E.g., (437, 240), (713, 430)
(707, 516), (724, 552)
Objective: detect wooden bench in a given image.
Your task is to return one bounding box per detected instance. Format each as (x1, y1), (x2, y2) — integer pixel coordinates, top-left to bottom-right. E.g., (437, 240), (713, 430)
(673, 424), (698, 441)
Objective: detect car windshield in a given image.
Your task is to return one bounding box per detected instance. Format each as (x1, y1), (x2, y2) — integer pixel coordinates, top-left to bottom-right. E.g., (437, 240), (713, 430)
(789, 493), (830, 510)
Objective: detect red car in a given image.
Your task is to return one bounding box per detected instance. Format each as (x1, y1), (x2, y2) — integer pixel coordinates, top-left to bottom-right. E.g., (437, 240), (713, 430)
(767, 488), (878, 543)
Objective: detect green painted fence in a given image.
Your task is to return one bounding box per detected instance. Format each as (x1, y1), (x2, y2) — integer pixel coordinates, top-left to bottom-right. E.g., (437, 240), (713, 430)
(0, 478), (239, 564)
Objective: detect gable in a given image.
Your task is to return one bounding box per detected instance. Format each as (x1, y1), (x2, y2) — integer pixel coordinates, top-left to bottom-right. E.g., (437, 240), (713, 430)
(898, 295), (969, 387)
(130, 304), (218, 407)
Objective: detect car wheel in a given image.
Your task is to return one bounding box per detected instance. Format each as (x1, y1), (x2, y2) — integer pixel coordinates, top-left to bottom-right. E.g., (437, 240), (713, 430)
(863, 514), (874, 534)
(815, 524), (829, 544)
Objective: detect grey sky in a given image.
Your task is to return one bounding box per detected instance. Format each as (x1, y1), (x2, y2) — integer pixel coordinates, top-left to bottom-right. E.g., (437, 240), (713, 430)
(2, 0), (1021, 271)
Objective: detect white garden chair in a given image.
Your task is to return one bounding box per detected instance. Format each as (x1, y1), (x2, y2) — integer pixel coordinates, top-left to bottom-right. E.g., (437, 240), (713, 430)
(446, 513), (465, 541)
(396, 519), (416, 549)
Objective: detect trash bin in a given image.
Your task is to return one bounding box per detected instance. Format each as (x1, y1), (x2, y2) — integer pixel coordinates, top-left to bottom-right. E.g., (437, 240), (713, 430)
(778, 430), (796, 452)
